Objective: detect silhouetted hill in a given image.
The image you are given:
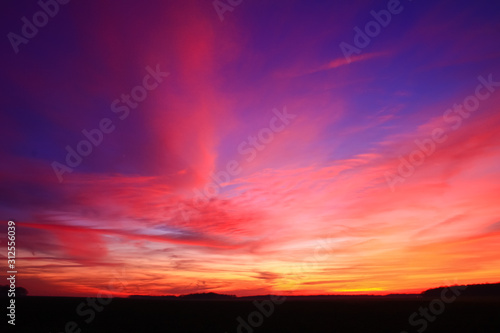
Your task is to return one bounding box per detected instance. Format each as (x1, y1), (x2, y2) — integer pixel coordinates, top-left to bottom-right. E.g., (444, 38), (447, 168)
(0, 285), (28, 297)
(422, 282), (500, 297)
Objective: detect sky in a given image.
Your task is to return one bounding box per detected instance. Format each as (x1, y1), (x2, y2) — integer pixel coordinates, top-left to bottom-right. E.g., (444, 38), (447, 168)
(1, 0), (500, 297)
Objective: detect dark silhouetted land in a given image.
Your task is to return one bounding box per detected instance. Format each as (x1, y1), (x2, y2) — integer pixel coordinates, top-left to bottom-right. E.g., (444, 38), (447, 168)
(9, 283), (500, 333)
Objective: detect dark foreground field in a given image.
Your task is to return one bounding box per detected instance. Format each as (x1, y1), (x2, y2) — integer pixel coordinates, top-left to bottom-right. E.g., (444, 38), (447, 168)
(8, 296), (500, 333)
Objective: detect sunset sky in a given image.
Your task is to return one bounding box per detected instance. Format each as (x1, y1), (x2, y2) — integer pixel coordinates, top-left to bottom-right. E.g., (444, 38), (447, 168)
(1, 0), (500, 297)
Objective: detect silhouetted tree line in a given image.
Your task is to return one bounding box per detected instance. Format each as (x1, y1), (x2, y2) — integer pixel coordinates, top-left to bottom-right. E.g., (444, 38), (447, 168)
(422, 282), (500, 297)
(179, 292), (236, 299)
(129, 283), (500, 300)
(129, 292), (237, 300)
(129, 295), (178, 300)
